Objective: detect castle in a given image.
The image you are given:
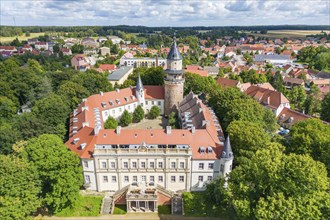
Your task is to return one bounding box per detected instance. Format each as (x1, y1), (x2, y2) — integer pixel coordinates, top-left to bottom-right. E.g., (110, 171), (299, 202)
(65, 37), (233, 213)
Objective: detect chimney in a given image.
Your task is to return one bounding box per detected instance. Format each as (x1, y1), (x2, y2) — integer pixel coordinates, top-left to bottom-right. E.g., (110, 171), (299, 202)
(116, 126), (121, 134)
(116, 88), (120, 93)
(191, 126), (196, 134)
(100, 91), (103, 96)
(166, 126), (172, 134)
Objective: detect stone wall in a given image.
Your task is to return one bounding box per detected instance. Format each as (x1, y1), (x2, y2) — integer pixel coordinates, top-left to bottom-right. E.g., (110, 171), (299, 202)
(164, 81), (184, 115)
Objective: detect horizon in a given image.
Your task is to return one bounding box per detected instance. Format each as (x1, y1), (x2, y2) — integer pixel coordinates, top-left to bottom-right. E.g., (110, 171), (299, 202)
(1, 0), (329, 27)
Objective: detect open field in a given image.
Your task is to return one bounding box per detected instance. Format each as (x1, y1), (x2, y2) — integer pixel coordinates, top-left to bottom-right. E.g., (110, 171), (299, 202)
(247, 30), (330, 39)
(0, 32), (45, 43)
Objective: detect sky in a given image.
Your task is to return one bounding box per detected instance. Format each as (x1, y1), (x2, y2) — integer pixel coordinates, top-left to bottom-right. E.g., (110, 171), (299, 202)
(1, 0), (329, 27)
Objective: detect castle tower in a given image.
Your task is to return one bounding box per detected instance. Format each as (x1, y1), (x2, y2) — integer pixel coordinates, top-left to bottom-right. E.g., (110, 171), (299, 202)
(136, 73), (145, 108)
(164, 35), (184, 115)
(219, 135), (234, 181)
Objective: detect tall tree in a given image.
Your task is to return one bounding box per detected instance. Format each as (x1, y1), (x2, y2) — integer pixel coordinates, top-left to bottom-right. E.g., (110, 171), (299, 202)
(0, 154), (41, 220)
(229, 143), (330, 219)
(119, 110), (132, 127)
(24, 134), (83, 214)
(132, 105), (144, 123)
(227, 120), (271, 163)
(287, 118), (330, 173)
(321, 93), (330, 122)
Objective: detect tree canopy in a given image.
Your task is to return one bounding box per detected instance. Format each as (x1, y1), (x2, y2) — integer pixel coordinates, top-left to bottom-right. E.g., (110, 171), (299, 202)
(23, 134), (83, 214)
(0, 154), (41, 220)
(120, 110), (132, 127)
(133, 105), (145, 123)
(104, 116), (118, 129)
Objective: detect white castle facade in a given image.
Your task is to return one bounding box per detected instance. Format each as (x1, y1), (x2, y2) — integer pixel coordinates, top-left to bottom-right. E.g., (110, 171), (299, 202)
(66, 37), (233, 211)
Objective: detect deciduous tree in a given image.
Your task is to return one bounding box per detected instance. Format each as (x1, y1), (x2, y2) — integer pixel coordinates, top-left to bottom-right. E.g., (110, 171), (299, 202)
(0, 154), (41, 220)
(24, 134), (83, 214)
(104, 116), (118, 129)
(133, 105), (144, 123)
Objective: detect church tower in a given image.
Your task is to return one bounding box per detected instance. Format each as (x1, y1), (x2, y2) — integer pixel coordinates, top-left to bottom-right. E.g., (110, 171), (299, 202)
(164, 35), (184, 115)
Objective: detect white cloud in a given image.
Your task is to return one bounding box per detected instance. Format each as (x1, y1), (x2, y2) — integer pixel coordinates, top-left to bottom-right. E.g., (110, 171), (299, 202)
(0, 0), (328, 26)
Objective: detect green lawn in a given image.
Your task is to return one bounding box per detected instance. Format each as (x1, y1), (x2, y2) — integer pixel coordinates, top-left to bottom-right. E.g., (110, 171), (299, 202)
(113, 205), (127, 214)
(182, 192), (228, 218)
(158, 205), (171, 214)
(55, 195), (103, 217)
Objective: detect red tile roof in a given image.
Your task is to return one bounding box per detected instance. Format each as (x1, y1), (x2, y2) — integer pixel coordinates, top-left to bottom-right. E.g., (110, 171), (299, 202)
(98, 64), (116, 72)
(245, 85), (289, 109)
(216, 77), (239, 89)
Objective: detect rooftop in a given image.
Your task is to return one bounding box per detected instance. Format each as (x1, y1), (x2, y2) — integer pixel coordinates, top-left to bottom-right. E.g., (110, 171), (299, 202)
(107, 66), (133, 81)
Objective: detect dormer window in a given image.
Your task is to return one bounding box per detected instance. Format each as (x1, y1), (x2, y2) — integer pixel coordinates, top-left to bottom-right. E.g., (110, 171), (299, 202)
(101, 102), (107, 108)
(109, 100), (114, 106)
(116, 99), (120, 104)
(199, 146), (205, 154)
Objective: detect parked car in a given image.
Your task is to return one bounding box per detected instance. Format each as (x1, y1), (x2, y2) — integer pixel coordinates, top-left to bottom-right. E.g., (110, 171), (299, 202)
(279, 129), (290, 135)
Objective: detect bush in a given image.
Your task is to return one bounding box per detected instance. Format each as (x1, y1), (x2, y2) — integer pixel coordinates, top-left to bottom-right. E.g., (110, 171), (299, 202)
(119, 110), (132, 127)
(113, 205), (126, 215)
(104, 116), (118, 129)
(133, 105), (144, 123)
(158, 205), (171, 214)
(55, 195), (103, 217)
(148, 106), (161, 119)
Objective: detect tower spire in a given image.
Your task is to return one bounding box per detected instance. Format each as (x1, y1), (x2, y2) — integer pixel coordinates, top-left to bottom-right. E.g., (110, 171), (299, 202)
(136, 73), (144, 91)
(221, 135), (234, 159)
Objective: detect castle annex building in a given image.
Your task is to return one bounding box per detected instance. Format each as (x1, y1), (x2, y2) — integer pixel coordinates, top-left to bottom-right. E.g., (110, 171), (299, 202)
(65, 37), (233, 213)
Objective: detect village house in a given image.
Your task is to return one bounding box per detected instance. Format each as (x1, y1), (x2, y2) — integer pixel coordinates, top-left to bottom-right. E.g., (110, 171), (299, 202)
(71, 54), (91, 71)
(99, 47), (111, 56)
(34, 42), (48, 50)
(60, 48), (72, 56)
(245, 85), (290, 116)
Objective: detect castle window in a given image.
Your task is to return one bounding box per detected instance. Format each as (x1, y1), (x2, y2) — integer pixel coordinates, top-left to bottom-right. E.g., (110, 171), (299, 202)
(150, 176), (154, 182)
(208, 163), (214, 169)
(180, 162), (184, 169)
(124, 176), (129, 182)
(171, 176), (176, 182)
(158, 176), (163, 182)
(198, 176), (203, 182)
(141, 175), (146, 182)
(146, 101), (148, 105)
(199, 163), (204, 170)
(112, 176), (117, 182)
(101, 161), (107, 169)
(141, 162), (146, 168)
(83, 161), (88, 168)
(179, 176), (184, 182)
(103, 176), (108, 182)
(110, 162), (115, 169)
(220, 164), (224, 172)
(123, 162), (128, 169)
(132, 162), (137, 168)
(171, 162), (176, 169)
(207, 176), (212, 181)
(85, 175), (90, 183)
(133, 176), (137, 182)
(150, 162), (155, 168)
(158, 161), (163, 168)
(158, 101), (161, 105)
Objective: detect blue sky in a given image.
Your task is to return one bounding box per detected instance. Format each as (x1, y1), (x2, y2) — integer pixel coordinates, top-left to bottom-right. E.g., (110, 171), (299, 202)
(1, 0), (329, 26)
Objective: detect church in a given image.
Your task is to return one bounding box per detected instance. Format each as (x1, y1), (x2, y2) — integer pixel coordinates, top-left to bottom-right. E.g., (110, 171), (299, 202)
(65, 36), (234, 213)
